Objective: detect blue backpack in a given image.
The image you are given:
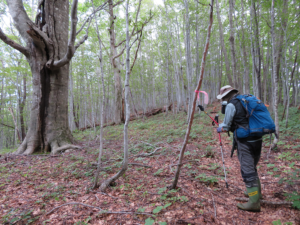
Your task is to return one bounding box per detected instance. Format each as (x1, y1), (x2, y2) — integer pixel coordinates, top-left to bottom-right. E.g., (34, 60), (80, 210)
(234, 94), (276, 138)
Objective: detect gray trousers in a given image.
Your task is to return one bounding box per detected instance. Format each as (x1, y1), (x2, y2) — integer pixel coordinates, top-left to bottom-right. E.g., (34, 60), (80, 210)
(236, 138), (262, 187)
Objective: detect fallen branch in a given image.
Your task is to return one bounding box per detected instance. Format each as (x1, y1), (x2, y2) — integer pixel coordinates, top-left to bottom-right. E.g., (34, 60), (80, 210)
(46, 202), (154, 216)
(235, 198), (293, 205)
(46, 202), (102, 215)
(129, 163), (152, 168)
(97, 192), (118, 199)
(134, 147), (162, 157)
(211, 193), (217, 219)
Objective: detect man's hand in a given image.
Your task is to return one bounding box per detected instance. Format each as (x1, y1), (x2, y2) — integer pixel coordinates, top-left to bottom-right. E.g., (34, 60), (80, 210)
(217, 127), (223, 133)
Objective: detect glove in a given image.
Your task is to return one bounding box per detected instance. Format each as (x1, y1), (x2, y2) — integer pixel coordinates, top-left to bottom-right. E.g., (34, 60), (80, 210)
(217, 127), (223, 133)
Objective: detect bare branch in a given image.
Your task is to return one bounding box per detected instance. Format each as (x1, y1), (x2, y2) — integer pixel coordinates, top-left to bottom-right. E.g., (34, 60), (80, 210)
(195, 0), (209, 6)
(76, 1), (108, 36)
(6, 0), (33, 43)
(113, 0), (125, 7)
(0, 122), (15, 129)
(113, 45), (126, 60)
(129, 35), (139, 50)
(0, 28), (30, 57)
(130, 31), (143, 72)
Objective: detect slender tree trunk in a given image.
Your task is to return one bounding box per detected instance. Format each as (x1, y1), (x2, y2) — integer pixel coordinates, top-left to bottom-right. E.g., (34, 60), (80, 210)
(236, 0), (250, 94)
(215, 0), (233, 87)
(251, 0), (262, 99)
(284, 47), (298, 127)
(171, 0), (214, 189)
(271, 0), (280, 144)
(184, 0), (193, 120)
(228, 0), (238, 88)
(100, 0), (131, 191)
(92, 0), (106, 188)
(262, 45), (270, 103)
(18, 75), (27, 141)
(108, 0), (123, 125)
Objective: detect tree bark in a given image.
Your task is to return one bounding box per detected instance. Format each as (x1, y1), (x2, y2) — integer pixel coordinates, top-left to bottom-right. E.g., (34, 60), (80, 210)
(237, 0), (250, 94)
(228, 0), (238, 88)
(271, 0), (280, 144)
(18, 75), (27, 141)
(1, 0), (86, 154)
(251, 0), (262, 99)
(215, 0), (233, 87)
(171, 0), (214, 189)
(108, 0), (124, 125)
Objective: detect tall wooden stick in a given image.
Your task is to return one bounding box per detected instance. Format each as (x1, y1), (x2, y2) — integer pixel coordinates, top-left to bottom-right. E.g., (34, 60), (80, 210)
(170, 0), (214, 189)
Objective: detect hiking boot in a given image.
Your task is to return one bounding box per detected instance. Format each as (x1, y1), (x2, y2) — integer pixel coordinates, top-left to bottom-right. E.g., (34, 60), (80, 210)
(243, 178), (263, 199)
(237, 186), (261, 212)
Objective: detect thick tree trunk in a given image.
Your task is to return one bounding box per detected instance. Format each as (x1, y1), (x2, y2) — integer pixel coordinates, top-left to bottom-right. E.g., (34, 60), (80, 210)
(3, 0), (80, 154)
(17, 50), (73, 154)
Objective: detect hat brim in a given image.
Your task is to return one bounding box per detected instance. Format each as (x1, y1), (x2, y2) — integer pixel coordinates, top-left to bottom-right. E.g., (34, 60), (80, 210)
(217, 89), (237, 100)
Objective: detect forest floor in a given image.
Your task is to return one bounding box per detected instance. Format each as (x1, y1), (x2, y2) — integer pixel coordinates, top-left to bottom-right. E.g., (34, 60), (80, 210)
(0, 103), (300, 225)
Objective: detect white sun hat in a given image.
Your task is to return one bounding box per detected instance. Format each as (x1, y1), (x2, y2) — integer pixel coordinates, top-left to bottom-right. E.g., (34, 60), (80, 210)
(217, 85), (238, 100)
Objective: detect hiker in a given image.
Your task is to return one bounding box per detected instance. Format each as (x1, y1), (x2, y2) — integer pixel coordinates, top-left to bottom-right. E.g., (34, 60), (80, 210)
(216, 85), (262, 212)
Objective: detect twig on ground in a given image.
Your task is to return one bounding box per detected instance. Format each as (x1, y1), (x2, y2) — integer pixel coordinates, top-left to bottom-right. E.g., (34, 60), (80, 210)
(46, 202), (154, 216)
(141, 141), (162, 148)
(97, 192), (118, 199)
(134, 147), (162, 157)
(46, 202), (102, 215)
(235, 198), (293, 205)
(95, 194), (99, 201)
(267, 145), (272, 160)
(128, 163), (152, 168)
(211, 193), (217, 219)
(138, 191), (161, 195)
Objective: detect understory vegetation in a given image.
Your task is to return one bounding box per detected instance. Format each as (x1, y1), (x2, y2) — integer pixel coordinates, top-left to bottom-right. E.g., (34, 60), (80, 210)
(1, 104), (299, 224)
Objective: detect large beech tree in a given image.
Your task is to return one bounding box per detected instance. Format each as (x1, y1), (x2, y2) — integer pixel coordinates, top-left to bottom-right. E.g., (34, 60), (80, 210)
(0, 0), (104, 154)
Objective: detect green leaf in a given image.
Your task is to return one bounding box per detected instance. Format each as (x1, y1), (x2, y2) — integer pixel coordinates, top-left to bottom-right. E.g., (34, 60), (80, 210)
(137, 207), (146, 212)
(272, 219), (282, 225)
(10, 218), (19, 223)
(163, 203), (172, 208)
(288, 162), (295, 168)
(145, 217), (155, 225)
(153, 206), (163, 214)
(159, 222), (167, 225)
(267, 164), (275, 167)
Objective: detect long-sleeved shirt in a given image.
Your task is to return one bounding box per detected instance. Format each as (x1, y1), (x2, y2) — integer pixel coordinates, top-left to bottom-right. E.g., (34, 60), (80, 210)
(218, 103), (236, 131)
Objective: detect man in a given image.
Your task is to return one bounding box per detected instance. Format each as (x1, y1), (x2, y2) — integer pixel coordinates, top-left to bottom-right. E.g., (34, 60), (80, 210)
(216, 85), (262, 212)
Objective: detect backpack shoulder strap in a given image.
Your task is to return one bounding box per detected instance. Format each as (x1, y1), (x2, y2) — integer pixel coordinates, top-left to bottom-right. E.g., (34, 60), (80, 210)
(229, 94), (249, 118)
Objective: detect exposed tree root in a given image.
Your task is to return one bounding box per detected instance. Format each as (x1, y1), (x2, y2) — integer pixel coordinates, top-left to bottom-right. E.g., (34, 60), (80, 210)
(100, 167), (127, 192)
(14, 137), (81, 155)
(51, 144), (81, 155)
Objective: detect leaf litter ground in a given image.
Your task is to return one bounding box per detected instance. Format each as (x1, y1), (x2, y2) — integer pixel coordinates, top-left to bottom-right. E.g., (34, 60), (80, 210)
(0, 104), (299, 224)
